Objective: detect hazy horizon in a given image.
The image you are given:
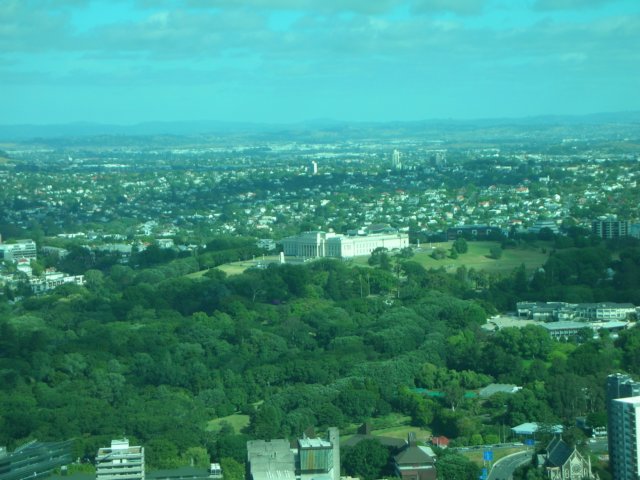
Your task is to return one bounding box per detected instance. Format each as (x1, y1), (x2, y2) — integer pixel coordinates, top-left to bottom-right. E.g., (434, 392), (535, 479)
(2, 0), (639, 125)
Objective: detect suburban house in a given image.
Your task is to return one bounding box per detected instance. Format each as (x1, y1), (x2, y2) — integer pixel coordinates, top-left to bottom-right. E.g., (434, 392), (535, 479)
(393, 433), (437, 480)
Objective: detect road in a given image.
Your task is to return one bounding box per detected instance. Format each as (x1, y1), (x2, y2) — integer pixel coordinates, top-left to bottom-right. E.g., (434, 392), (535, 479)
(487, 450), (532, 480)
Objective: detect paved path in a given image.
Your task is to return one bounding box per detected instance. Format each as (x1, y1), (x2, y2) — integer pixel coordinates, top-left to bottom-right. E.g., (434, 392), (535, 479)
(487, 450), (532, 480)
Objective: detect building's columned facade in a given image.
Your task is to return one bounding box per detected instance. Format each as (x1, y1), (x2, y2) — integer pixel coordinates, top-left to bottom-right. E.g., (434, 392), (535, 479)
(281, 231), (409, 259)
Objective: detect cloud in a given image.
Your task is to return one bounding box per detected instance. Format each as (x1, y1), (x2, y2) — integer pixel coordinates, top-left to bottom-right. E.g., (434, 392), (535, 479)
(411, 0), (486, 16)
(533, 0), (616, 10)
(0, 0), (74, 52)
(185, 0), (402, 15)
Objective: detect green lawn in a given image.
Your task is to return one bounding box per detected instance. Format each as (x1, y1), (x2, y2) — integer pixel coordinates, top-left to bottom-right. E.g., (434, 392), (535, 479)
(341, 414), (431, 444)
(192, 242), (549, 279)
(405, 241), (549, 274)
(206, 414), (250, 433)
(215, 256), (280, 276)
(461, 446), (530, 466)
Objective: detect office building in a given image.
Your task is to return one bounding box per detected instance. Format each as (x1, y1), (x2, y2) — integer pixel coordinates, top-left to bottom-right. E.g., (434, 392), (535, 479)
(607, 374), (640, 480)
(96, 439), (145, 480)
(391, 150), (402, 170)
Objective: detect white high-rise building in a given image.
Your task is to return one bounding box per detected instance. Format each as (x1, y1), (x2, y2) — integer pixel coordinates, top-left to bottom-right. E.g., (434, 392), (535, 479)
(391, 149), (402, 170)
(610, 397), (640, 479)
(96, 439), (145, 480)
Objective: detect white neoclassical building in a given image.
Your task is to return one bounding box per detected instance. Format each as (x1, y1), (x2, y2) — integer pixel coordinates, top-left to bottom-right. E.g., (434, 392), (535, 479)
(281, 231), (409, 259)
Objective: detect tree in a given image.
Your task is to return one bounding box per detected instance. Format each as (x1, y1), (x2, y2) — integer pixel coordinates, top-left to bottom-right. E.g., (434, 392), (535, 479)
(220, 457), (245, 480)
(489, 245), (503, 259)
(368, 247), (391, 270)
(436, 450), (480, 480)
(453, 237), (468, 254)
(342, 440), (390, 480)
(146, 438), (181, 469)
(431, 247), (447, 260)
(250, 403), (283, 439)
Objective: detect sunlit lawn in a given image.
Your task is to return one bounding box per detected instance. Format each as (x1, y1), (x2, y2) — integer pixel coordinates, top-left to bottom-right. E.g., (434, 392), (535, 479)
(352, 241), (550, 274)
(460, 446), (530, 466)
(206, 414), (250, 433)
(341, 414), (431, 444)
(193, 242), (549, 279)
(185, 256), (281, 278)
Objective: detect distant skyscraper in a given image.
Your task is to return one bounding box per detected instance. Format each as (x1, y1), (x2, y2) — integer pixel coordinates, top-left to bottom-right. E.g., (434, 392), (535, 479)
(607, 374), (640, 480)
(311, 160), (318, 175)
(391, 149), (402, 170)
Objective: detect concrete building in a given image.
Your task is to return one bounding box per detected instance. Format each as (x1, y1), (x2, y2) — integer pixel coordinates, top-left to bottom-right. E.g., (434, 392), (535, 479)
(29, 269), (85, 294)
(607, 374), (640, 480)
(517, 301), (637, 322)
(0, 440), (73, 480)
(281, 231), (408, 259)
(574, 303), (636, 321)
(96, 439), (145, 480)
(592, 217), (629, 239)
(446, 225), (501, 241)
(609, 397), (640, 480)
(247, 429), (340, 480)
(528, 219), (560, 235)
(0, 239), (37, 263)
(246, 439), (295, 480)
(257, 239), (277, 251)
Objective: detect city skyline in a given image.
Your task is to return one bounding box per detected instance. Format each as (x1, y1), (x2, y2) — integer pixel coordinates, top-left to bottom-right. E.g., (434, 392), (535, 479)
(1, 0), (639, 125)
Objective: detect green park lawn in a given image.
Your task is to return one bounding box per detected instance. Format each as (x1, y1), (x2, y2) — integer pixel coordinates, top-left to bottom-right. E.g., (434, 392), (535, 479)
(461, 446), (530, 467)
(193, 241), (549, 278)
(413, 241), (550, 274)
(353, 241), (550, 274)
(206, 414), (250, 433)
(341, 413), (431, 444)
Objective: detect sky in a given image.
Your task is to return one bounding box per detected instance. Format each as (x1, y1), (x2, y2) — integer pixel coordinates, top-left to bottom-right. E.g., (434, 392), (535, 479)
(1, 0), (639, 125)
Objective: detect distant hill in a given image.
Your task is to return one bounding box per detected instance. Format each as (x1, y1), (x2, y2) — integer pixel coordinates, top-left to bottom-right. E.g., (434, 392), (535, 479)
(1, 111), (639, 142)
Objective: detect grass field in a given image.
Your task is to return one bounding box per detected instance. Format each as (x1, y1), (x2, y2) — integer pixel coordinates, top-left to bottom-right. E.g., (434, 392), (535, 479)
(353, 241), (550, 274)
(216, 256), (280, 276)
(184, 256), (281, 278)
(460, 446), (530, 466)
(340, 414), (432, 445)
(189, 241), (549, 280)
(206, 414), (250, 433)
